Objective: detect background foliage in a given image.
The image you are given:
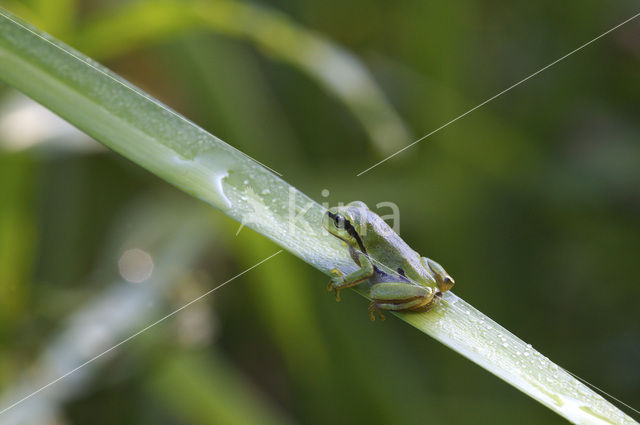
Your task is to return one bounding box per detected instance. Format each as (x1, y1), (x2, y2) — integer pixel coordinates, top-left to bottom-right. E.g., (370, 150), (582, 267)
(0, 0), (638, 424)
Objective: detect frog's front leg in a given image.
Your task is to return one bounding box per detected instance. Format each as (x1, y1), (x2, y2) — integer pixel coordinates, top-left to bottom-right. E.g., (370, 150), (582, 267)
(368, 283), (436, 321)
(328, 252), (374, 302)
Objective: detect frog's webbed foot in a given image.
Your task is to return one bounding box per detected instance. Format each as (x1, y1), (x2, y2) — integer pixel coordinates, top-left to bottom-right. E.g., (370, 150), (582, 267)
(368, 302), (386, 321)
(328, 269), (345, 302)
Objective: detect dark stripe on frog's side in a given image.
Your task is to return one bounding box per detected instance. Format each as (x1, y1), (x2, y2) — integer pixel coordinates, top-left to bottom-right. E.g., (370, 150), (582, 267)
(327, 212), (367, 254)
(374, 294), (426, 304)
(328, 211), (410, 284)
(371, 264), (411, 284)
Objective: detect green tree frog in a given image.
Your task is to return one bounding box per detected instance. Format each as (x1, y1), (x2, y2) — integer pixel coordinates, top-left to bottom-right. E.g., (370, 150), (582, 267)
(322, 201), (455, 320)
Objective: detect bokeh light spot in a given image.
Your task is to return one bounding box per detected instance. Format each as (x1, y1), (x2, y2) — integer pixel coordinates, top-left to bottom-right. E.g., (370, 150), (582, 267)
(118, 248), (154, 283)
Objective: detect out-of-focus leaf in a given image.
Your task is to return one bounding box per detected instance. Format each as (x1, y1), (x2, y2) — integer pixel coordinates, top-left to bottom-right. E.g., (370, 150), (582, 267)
(147, 350), (297, 425)
(0, 155), (35, 329)
(231, 231), (330, 383)
(0, 198), (213, 424)
(74, 0), (411, 156)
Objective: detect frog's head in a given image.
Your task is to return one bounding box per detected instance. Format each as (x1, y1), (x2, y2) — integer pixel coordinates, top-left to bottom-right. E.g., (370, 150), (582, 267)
(323, 203), (368, 252)
(426, 258), (455, 293)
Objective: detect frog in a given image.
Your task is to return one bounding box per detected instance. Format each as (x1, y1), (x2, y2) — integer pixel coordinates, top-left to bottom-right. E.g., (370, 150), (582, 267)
(322, 201), (455, 321)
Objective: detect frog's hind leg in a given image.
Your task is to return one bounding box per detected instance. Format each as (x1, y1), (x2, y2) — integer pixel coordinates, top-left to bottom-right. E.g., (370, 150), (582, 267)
(369, 298), (435, 321)
(368, 283), (435, 321)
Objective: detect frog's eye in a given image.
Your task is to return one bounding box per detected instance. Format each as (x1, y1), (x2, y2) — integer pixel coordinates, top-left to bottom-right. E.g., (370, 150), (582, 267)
(333, 215), (345, 228)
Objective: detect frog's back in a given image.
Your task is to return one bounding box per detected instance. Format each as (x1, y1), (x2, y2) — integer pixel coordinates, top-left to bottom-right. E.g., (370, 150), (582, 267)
(362, 213), (433, 285)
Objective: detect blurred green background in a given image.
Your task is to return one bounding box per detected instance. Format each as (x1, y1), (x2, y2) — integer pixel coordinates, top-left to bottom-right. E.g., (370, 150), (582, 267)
(0, 0), (639, 424)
